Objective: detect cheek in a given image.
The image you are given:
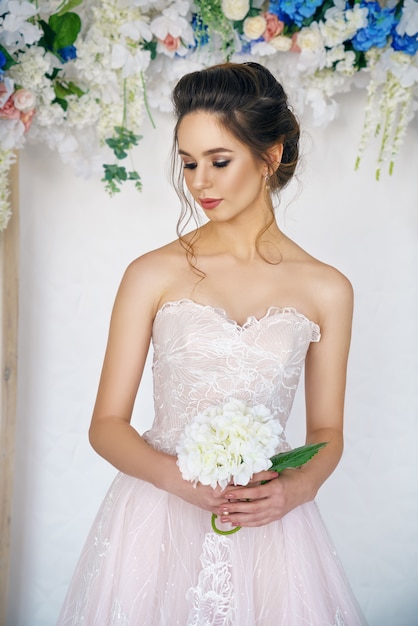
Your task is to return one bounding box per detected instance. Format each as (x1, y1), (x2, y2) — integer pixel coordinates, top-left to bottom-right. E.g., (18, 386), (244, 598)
(225, 164), (258, 194)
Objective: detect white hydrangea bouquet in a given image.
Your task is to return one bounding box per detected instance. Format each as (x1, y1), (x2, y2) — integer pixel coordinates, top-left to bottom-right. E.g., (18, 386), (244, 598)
(176, 398), (326, 535)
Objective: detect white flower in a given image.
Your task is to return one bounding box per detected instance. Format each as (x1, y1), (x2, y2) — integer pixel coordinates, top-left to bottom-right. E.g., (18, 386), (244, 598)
(396, 0), (418, 37)
(111, 43), (151, 77)
(0, 77), (15, 107)
(320, 4), (368, 48)
(0, 117), (25, 149)
(13, 88), (35, 111)
(250, 40), (277, 56)
(269, 35), (293, 52)
(222, 0), (250, 21)
(296, 24), (327, 73)
(325, 44), (356, 75)
(0, 0), (43, 50)
(176, 398), (283, 490)
(120, 19), (153, 43)
(243, 15), (267, 40)
(150, 2), (194, 45)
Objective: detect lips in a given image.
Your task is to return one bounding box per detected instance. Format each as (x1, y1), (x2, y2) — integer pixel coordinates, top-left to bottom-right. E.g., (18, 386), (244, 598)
(199, 198), (222, 210)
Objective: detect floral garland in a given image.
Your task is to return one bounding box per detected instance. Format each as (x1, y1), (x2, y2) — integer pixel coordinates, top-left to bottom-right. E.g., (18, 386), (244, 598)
(0, 0), (417, 230)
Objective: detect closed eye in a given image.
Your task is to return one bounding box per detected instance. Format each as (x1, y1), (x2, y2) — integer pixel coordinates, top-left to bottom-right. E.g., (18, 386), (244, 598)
(183, 162), (197, 170)
(213, 160), (230, 168)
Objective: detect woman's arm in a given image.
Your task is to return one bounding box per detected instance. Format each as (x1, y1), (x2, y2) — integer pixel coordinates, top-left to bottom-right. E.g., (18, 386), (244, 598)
(88, 252), (229, 513)
(217, 268), (354, 527)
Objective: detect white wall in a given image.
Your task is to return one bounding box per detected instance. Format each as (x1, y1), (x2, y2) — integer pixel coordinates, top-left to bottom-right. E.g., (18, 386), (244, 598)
(7, 89), (418, 626)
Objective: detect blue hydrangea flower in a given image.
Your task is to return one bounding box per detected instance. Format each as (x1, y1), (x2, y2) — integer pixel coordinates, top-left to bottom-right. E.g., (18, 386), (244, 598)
(0, 51), (6, 74)
(352, 2), (397, 52)
(57, 45), (77, 63)
(391, 30), (418, 56)
(268, 0), (323, 27)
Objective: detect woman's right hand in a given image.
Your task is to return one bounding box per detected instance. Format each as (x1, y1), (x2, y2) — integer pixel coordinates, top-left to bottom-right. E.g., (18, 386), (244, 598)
(160, 454), (229, 514)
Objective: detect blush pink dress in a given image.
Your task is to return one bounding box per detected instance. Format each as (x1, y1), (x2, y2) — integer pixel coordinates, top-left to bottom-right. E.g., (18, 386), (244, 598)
(57, 299), (367, 626)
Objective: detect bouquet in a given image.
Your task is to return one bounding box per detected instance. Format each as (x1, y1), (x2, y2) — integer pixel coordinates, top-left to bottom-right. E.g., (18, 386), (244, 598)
(176, 398), (326, 535)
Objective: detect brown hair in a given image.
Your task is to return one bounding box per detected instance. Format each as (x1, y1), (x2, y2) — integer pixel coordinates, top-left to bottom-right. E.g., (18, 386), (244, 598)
(171, 61), (300, 262)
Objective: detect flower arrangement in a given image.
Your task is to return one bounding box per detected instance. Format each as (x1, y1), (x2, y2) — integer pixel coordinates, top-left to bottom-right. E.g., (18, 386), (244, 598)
(176, 398), (326, 534)
(0, 0), (417, 229)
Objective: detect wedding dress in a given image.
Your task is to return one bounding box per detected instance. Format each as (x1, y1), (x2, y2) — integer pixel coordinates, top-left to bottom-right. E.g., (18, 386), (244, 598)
(57, 299), (367, 625)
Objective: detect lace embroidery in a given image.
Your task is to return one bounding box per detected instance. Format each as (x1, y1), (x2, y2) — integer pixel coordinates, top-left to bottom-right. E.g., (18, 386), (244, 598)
(334, 607), (348, 625)
(155, 298), (321, 337)
(187, 532), (235, 626)
(71, 476), (118, 623)
(110, 599), (129, 626)
(147, 299), (319, 456)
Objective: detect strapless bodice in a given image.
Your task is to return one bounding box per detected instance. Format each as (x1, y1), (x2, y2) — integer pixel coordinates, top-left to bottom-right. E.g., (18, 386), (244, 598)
(143, 299), (320, 454)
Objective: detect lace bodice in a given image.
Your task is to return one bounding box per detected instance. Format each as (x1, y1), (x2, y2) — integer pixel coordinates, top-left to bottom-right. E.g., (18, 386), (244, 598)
(143, 299), (320, 454)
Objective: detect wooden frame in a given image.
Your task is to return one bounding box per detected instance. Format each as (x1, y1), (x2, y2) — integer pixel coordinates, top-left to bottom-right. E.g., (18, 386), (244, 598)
(0, 159), (19, 626)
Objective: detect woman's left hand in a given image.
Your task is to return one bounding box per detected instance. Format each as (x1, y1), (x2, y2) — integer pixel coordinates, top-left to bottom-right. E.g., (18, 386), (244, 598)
(217, 469), (312, 528)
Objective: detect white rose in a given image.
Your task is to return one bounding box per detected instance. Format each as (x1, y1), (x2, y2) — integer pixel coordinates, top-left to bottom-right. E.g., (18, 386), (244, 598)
(296, 25), (324, 52)
(269, 34), (293, 52)
(243, 15), (267, 40)
(13, 88), (36, 112)
(222, 0), (250, 21)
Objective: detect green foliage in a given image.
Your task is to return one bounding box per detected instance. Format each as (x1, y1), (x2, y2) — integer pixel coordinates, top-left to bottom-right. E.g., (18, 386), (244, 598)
(142, 40), (158, 61)
(194, 0), (236, 57)
(102, 127), (143, 195)
(269, 442), (327, 473)
(49, 12), (82, 50)
(55, 0), (84, 17)
(39, 12), (81, 54)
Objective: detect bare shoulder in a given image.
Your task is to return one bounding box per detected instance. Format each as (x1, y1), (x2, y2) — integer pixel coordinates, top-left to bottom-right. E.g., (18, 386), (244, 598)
(116, 238), (187, 317)
(306, 258), (353, 332)
(284, 238), (353, 325)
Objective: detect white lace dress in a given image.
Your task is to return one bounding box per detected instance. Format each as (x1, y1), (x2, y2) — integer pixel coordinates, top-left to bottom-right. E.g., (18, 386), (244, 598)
(57, 299), (367, 626)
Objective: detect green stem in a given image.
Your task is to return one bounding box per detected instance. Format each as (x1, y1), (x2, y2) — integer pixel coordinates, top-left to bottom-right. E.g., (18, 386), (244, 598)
(140, 71), (156, 129)
(211, 514), (241, 535)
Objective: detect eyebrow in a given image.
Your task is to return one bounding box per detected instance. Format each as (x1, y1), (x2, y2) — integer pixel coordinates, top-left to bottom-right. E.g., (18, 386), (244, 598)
(178, 148), (234, 157)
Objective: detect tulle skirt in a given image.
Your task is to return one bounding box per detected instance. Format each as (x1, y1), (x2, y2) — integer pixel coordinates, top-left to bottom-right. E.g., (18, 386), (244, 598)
(57, 472), (367, 626)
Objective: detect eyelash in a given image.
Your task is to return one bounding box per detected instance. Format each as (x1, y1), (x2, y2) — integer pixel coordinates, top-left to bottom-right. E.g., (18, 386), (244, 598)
(183, 160), (230, 170)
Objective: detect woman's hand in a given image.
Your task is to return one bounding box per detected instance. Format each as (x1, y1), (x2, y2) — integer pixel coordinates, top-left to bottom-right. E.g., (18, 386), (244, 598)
(159, 455), (238, 514)
(216, 469), (312, 528)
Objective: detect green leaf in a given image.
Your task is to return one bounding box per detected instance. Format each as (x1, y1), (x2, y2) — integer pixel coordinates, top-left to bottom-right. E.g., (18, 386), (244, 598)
(49, 12), (81, 50)
(142, 40), (158, 61)
(54, 81), (84, 99)
(65, 81), (84, 97)
(53, 96), (68, 111)
(269, 442), (327, 473)
(56, 0), (83, 17)
(38, 19), (57, 51)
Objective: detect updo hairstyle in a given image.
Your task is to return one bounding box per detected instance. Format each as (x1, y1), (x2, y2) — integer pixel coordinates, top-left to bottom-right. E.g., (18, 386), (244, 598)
(172, 61), (300, 194)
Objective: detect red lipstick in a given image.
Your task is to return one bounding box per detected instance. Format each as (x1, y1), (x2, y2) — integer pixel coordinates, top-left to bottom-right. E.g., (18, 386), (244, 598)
(199, 198), (222, 210)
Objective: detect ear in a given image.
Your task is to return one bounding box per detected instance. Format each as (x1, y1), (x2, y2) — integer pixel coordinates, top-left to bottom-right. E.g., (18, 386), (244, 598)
(266, 143), (284, 175)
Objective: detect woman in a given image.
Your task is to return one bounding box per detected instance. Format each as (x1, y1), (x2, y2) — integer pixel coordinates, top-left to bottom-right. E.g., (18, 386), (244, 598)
(57, 62), (366, 625)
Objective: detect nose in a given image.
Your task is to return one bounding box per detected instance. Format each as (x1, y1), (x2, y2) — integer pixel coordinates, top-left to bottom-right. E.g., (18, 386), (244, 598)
(191, 164), (212, 191)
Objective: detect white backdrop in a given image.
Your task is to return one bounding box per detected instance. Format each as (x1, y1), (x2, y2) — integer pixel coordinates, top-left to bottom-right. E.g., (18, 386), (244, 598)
(6, 89), (418, 626)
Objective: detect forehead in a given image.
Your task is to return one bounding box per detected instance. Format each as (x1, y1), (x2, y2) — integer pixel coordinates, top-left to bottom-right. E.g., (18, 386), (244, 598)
(177, 111), (246, 154)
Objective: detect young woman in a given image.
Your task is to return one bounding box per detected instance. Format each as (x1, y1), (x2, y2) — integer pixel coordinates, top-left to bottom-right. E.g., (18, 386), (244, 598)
(57, 62), (366, 625)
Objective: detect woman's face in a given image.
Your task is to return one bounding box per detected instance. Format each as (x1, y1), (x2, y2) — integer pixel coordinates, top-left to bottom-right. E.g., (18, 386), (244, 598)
(177, 111), (267, 223)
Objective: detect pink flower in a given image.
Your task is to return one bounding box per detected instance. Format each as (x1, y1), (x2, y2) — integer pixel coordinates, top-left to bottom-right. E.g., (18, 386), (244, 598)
(20, 108), (35, 132)
(161, 34), (181, 52)
(0, 87), (36, 132)
(290, 32), (301, 52)
(263, 13), (284, 42)
(0, 96), (20, 120)
(13, 88), (36, 113)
